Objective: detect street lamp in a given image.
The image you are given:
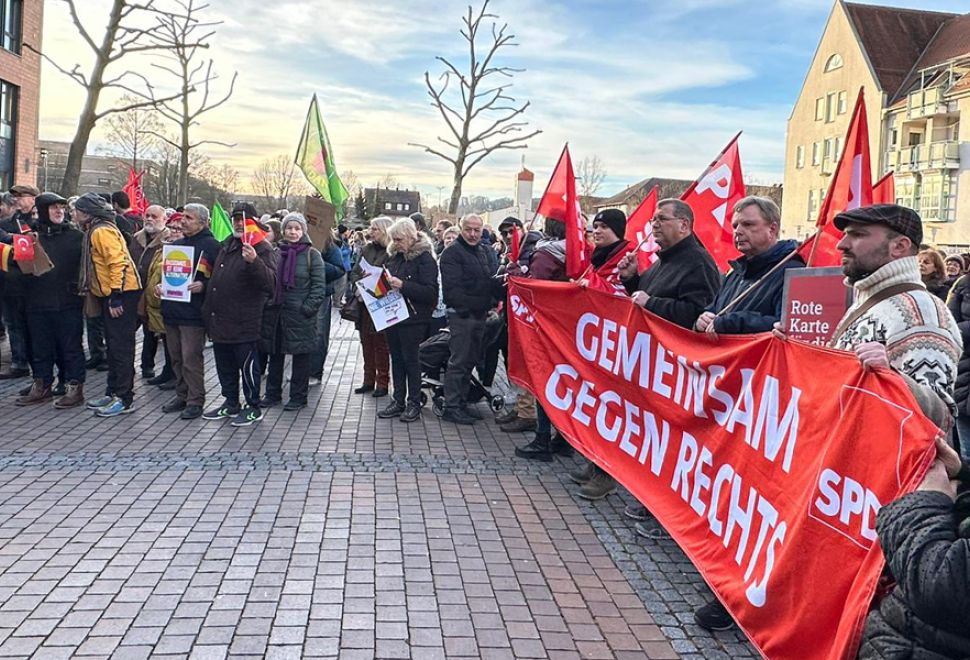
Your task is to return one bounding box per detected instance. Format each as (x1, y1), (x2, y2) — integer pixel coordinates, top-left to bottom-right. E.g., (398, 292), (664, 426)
(39, 148), (49, 191)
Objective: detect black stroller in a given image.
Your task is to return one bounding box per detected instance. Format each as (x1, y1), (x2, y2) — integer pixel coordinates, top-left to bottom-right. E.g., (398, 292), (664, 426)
(419, 325), (506, 418)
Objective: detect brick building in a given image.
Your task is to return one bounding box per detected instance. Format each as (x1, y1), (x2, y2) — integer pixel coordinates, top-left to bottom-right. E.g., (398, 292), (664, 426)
(0, 0), (42, 190)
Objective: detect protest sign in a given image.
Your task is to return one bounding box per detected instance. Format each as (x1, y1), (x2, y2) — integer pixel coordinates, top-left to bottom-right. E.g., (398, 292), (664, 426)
(781, 267), (852, 346)
(356, 281), (409, 331)
(160, 245), (195, 302)
(304, 195), (336, 252)
(507, 279), (939, 660)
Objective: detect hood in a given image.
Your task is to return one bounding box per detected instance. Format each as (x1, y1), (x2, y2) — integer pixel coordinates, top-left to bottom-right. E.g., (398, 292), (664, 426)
(391, 232), (433, 260)
(535, 238), (567, 263)
(35, 192), (67, 225)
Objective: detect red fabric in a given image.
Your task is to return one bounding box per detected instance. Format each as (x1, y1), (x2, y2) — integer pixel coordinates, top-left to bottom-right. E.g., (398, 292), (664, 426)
(536, 146), (569, 222)
(681, 134), (745, 272)
(562, 148), (587, 279)
(509, 226), (522, 264)
(123, 168), (150, 216)
(873, 172), (895, 205)
(506, 279), (939, 660)
(624, 186), (659, 273)
(12, 235), (33, 261)
(243, 218), (268, 246)
(585, 242), (629, 296)
(797, 89), (873, 268)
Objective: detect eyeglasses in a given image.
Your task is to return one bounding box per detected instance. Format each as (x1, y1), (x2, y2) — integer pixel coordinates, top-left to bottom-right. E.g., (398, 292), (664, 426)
(651, 215), (680, 225)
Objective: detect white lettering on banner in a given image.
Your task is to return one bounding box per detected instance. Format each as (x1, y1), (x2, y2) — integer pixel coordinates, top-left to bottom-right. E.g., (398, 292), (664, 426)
(693, 163), (733, 229)
(813, 468), (880, 544)
(573, 313), (801, 472)
(509, 294), (535, 325)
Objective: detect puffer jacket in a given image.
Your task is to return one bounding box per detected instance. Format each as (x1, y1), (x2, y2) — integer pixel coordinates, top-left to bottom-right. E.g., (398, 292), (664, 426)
(858, 490), (970, 659)
(947, 273), (970, 414)
(202, 236), (277, 343)
(259, 236), (326, 355)
(385, 233), (439, 326)
(19, 220), (84, 313)
(707, 239), (804, 334)
(440, 235), (499, 317)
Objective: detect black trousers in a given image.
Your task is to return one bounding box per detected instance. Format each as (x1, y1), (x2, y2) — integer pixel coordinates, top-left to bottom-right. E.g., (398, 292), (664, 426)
(141, 327), (173, 377)
(27, 309), (85, 384)
(86, 315), (105, 360)
(443, 313), (485, 410)
(265, 353), (311, 404)
(212, 341), (260, 407)
(101, 291), (140, 405)
(386, 322), (427, 406)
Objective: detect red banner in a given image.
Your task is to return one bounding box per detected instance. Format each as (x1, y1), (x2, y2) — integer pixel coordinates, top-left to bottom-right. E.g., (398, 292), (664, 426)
(507, 279), (939, 660)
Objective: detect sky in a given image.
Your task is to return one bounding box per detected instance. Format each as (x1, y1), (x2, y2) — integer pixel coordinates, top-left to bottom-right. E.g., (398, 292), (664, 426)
(37, 0), (969, 203)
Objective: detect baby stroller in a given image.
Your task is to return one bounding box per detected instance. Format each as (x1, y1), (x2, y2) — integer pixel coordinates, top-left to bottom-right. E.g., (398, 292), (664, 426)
(419, 325), (506, 418)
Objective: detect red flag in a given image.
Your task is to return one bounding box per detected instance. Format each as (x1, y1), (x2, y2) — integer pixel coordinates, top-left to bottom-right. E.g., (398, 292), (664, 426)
(562, 148), (587, 279)
(681, 132), (745, 272)
(508, 226), (522, 264)
(123, 168), (150, 216)
(798, 88), (873, 267)
(243, 218), (267, 246)
(624, 186), (659, 273)
(584, 242), (629, 296)
(535, 146), (570, 223)
(12, 235), (33, 261)
(873, 172), (895, 205)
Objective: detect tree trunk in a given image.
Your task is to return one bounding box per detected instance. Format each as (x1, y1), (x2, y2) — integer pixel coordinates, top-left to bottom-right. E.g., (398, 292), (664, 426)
(176, 62), (191, 205)
(448, 147), (467, 215)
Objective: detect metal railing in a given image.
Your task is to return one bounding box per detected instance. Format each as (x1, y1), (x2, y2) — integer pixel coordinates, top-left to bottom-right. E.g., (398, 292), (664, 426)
(897, 141), (960, 171)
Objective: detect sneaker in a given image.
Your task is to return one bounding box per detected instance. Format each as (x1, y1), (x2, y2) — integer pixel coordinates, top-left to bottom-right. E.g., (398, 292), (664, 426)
(86, 395), (115, 410)
(161, 398), (187, 413)
(259, 396), (282, 408)
(623, 504), (651, 522)
(694, 600), (734, 631)
(568, 462), (596, 485)
(95, 399), (133, 417)
(202, 401), (241, 421)
(577, 469), (616, 501)
(634, 521), (669, 541)
(230, 406), (264, 427)
(499, 417), (537, 433)
(514, 435), (553, 462)
(354, 384), (374, 394)
(283, 400), (306, 411)
(462, 405), (483, 420)
(441, 408), (477, 425)
(400, 402), (421, 423)
(309, 376), (322, 387)
(180, 405), (204, 420)
(378, 401), (406, 419)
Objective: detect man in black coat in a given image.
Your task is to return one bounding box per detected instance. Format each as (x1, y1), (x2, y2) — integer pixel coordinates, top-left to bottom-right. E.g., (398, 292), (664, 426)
(0, 184), (39, 380)
(439, 213), (500, 425)
(11, 193), (87, 408)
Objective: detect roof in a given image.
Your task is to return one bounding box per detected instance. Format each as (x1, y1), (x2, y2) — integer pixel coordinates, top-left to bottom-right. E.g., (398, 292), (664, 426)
(896, 13), (970, 98)
(517, 167), (534, 182)
(843, 2), (957, 97)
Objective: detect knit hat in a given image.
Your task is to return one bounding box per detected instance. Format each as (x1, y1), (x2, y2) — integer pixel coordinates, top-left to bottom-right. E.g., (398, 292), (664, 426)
(74, 192), (115, 220)
(834, 204), (922, 246)
(281, 212), (308, 235)
(593, 208), (627, 240)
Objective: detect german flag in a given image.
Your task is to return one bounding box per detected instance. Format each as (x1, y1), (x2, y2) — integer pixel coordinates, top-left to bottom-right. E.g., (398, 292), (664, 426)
(0, 243), (12, 272)
(196, 254), (213, 279)
(369, 269), (393, 299)
(243, 218), (267, 246)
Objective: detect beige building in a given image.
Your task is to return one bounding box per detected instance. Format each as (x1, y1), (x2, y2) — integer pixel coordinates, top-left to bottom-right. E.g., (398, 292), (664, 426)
(784, 2), (970, 246)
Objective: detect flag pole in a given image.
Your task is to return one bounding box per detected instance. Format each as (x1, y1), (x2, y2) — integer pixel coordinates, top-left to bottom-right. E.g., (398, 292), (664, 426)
(527, 144), (568, 232)
(714, 228), (820, 317)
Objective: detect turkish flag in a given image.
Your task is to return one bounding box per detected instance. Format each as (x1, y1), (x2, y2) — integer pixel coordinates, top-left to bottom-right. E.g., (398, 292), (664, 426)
(798, 88), (873, 267)
(12, 234), (33, 261)
(624, 185), (659, 273)
(681, 133), (745, 271)
(873, 172), (895, 205)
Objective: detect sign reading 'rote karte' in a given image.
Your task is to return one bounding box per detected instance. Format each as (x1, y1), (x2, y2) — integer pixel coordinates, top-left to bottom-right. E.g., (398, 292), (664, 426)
(781, 267), (852, 346)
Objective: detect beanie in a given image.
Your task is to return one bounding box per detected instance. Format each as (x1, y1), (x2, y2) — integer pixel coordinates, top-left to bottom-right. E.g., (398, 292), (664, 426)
(593, 208), (627, 240)
(281, 212), (308, 235)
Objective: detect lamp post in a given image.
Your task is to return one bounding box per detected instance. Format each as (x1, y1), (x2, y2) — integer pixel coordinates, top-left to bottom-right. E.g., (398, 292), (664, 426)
(39, 148), (48, 191)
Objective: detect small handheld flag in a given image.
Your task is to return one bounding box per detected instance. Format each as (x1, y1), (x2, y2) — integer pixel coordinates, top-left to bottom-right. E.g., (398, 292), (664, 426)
(12, 235), (33, 262)
(243, 218), (268, 246)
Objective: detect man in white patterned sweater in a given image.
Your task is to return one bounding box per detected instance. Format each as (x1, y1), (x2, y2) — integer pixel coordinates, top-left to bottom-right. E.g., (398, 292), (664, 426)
(830, 204), (961, 413)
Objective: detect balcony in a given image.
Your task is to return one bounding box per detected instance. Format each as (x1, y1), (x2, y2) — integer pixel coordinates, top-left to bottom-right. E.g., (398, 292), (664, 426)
(906, 87), (955, 119)
(897, 141), (960, 172)
(820, 157), (836, 175)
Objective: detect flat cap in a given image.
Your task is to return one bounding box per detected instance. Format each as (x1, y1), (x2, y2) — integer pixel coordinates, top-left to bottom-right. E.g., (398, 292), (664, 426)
(833, 204), (922, 247)
(8, 184), (40, 197)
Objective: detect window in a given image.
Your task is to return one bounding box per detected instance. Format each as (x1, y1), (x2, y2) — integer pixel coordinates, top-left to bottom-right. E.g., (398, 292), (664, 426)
(796, 145), (805, 169)
(815, 98), (824, 121)
(384, 202), (391, 210)
(825, 92), (837, 123)
(811, 142), (820, 166)
(1, 0), (22, 54)
(0, 80), (16, 189)
(834, 137), (843, 161)
(403, 204), (410, 211)
(837, 90), (847, 115)
(824, 54), (843, 72)
(396, 203), (403, 211)
(823, 138), (834, 161)
(807, 190), (818, 220)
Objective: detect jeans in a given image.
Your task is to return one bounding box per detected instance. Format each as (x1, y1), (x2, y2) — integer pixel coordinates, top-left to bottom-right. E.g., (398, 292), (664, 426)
(27, 309), (85, 384)
(2, 297), (29, 369)
(309, 294), (333, 379)
(956, 413), (970, 462)
(86, 315), (105, 361)
(386, 322), (427, 406)
(212, 341), (260, 407)
(443, 312), (486, 410)
(101, 291), (140, 405)
(266, 353), (311, 404)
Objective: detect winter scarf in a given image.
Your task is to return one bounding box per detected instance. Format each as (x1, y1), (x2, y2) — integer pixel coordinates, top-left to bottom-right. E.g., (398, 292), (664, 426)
(274, 240), (310, 303)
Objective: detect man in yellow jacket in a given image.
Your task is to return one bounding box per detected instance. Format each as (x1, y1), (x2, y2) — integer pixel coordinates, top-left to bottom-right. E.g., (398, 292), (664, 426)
(73, 193), (142, 417)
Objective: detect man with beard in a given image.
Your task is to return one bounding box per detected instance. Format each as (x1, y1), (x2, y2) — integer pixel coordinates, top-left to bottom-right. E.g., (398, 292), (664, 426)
(130, 205), (173, 384)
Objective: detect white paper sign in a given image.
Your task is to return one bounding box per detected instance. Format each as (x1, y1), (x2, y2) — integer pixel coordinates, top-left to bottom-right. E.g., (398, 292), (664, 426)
(356, 281), (410, 331)
(160, 244), (195, 302)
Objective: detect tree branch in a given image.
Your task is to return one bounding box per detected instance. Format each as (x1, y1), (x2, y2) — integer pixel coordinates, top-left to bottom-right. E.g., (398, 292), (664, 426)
(408, 143), (457, 165)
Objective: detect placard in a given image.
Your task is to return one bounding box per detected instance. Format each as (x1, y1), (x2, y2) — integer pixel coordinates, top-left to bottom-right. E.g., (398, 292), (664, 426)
(781, 267), (852, 346)
(304, 196), (335, 252)
(356, 281), (409, 331)
(160, 245), (195, 302)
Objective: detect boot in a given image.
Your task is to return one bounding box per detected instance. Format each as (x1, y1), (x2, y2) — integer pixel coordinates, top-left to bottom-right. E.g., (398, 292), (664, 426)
(514, 433), (553, 462)
(578, 467), (617, 501)
(550, 433), (574, 456)
(568, 461), (596, 485)
(15, 379), (52, 406)
(54, 382), (84, 409)
(500, 417), (537, 433)
(494, 409), (518, 425)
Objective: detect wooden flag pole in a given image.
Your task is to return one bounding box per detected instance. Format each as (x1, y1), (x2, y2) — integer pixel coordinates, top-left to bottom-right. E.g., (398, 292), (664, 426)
(714, 229), (820, 318)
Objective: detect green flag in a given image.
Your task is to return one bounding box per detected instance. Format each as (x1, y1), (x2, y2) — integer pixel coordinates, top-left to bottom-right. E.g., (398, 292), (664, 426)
(211, 200), (233, 241)
(295, 94), (349, 219)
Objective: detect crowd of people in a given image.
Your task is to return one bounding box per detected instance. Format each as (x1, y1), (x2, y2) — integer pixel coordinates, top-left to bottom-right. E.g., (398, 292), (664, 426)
(1, 182), (967, 655)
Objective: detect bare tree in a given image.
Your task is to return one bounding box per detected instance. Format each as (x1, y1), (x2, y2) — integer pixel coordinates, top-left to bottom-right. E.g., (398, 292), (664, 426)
(252, 155), (300, 211)
(410, 0), (541, 214)
(147, 0), (237, 205)
(377, 173), (399, 189)
(104, 94), (163, 171)
(27, 0), (205, 195)
(577, 156), (607, 213)
(209, 163), (239, 205)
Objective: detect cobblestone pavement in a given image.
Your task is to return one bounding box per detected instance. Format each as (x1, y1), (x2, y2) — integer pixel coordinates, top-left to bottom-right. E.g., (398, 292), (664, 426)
(0, 318), (756, 659)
